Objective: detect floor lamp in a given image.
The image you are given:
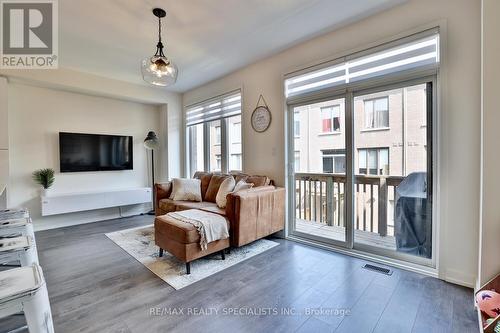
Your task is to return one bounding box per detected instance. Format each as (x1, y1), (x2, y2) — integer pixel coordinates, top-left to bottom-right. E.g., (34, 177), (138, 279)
(144, 131), (159, 215)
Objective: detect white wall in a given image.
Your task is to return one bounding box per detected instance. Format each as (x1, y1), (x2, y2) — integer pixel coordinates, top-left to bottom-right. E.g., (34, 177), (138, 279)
(183, 0), (481, 287)
(6, 83), (162, 230)
(0, 77), (8, 209)
(478, 0), (500, 287)
(1, 68), (183, 230)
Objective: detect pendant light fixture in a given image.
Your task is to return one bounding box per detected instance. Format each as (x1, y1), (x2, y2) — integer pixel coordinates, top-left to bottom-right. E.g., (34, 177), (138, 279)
(141, 8), (178, 87)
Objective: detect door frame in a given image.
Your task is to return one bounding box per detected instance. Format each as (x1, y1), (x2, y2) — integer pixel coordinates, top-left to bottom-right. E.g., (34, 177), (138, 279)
(285, 75), (438, 268)
(286, 91), (354, 249)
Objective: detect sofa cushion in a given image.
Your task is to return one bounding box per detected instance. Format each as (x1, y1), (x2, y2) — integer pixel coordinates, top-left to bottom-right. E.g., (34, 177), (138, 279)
(205, 174), (232, 203)
(158, 198), (177, 213)
(155, 182), (172, 199)
(170, 178), (202, 202)
(175, 200), (217, 211)
(199, 205), (227, 216)
(155, 214), (230, 245)
(246, 175), (270, 187)
(155, 215), (200, 244)
(159, 199), (227, 216)
(193, 171), (213, 200)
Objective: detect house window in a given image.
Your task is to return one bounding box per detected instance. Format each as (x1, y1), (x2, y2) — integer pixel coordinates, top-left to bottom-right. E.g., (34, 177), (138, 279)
(215, 154), (222, 171)
(294, 151), (300, 171)
(358, 148), (389, 175)
(364, 97), (389, 129)
(186, 90), (242, 174)
(321, 105), (341, 133)
(294, 111), (300, 137)
(322, 149), (346, 174)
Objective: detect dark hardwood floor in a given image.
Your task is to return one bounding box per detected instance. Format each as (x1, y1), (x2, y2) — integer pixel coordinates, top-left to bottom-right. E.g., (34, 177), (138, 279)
(1, 215), (478, 333)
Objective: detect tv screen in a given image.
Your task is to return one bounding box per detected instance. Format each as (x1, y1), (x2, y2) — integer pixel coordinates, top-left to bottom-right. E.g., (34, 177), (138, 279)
(59, 132), (133, 172)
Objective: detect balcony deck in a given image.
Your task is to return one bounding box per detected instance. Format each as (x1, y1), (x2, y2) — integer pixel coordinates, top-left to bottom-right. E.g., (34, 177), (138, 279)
(296, 219), (396, 250)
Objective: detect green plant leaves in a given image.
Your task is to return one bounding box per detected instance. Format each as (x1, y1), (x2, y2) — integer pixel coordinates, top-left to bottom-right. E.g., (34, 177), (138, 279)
(32, 168), (55, 189)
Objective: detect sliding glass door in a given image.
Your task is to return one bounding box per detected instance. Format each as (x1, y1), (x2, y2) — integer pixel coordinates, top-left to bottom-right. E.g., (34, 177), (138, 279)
(290, 96), (351, 246)
(287, 79), (434, 265)
(352, 81), (433, 263)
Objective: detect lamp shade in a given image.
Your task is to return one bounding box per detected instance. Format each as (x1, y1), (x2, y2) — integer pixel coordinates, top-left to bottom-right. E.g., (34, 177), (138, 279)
(144, 131), (159, 150)
(141, 56), (178, 87)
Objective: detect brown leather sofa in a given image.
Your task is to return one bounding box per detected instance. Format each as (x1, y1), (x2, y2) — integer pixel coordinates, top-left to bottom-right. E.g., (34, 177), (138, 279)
(154, 171), (285, 247)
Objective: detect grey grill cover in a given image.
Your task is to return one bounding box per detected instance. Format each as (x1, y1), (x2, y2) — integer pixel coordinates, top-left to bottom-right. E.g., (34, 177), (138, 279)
(394, 172), (431, 258)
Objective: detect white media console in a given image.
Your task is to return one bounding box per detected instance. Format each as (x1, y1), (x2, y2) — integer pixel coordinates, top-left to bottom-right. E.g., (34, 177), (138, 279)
(41, 187), (152, 216)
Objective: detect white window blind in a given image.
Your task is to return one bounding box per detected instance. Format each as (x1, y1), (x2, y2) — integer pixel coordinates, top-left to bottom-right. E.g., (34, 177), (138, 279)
(186, 90), (241, 126)
(285, 31), (439, 98)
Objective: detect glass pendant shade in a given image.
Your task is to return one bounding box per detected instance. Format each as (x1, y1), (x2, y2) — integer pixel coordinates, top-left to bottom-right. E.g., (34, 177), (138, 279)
(141, 55), (177, 86)
(142, 8), (177, 87)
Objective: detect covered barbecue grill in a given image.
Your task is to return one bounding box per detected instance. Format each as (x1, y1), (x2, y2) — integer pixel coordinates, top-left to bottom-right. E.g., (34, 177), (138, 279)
(394, 172), (431, 258)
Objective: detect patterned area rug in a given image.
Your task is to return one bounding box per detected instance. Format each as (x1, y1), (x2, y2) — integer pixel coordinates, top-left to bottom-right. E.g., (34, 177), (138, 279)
(105, 225), (279, 290)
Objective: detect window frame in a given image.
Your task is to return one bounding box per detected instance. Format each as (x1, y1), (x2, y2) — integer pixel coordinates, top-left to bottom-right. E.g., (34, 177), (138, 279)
(357, 147), (390, 175)
(363, 96), (389, 129)
(185, 90), (243, 175)
(321, 149), (346, 174)
(320, 104), (341, 134)
(284, 25), (441, 272)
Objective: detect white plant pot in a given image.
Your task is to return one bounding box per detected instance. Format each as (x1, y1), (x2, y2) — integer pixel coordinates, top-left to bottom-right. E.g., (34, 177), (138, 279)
(40, 188), (51, 197)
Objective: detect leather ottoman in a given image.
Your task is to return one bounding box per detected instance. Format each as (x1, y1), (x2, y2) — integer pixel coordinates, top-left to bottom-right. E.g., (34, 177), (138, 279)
(154, 213), (230, 274)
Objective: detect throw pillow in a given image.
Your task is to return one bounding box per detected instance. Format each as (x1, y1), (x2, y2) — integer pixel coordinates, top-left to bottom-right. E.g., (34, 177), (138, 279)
(215, 177), (236, 208)
(170, 178), (202, 202)
(233, 179), (254, 192)
(205, 174), (231, 203)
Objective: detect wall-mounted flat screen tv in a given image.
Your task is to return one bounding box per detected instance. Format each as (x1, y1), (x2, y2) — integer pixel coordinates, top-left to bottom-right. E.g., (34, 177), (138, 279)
(59, 132), (133, 172)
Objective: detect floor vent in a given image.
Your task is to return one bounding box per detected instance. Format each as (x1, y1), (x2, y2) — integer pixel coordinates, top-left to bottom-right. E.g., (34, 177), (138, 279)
(363, 264), (393, 275)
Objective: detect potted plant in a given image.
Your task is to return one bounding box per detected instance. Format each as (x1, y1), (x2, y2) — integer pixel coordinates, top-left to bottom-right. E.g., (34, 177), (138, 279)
(32, 168), (55, 196)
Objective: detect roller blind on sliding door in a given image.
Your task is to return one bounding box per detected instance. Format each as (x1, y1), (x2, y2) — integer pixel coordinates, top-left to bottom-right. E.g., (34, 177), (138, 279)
(285, 29), (439, 98)
(186, 90), (241, 126)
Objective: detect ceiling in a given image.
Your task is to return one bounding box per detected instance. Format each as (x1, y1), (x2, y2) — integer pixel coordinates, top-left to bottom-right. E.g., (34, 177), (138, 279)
(59, 0), (406, 92)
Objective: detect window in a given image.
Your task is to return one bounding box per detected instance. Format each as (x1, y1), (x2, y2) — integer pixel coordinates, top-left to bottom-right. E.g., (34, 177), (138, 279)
(286, 29), (437, 262)
(364, 97), (389, 129)
(322, 149), (346, 174)
(285, 31), (439, 98)
(294, 151), (300, 171)
(294, 111), (300, 137)
(215, 126), (221, 144)
(186, 90), (242, 174)
(358, 148), (389, 175)
(321, 105), (341, 133)
(215, 154), (222, 171)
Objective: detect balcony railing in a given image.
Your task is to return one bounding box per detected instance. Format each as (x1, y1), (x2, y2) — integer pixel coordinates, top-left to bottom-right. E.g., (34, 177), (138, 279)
(295, 172), (405, 237)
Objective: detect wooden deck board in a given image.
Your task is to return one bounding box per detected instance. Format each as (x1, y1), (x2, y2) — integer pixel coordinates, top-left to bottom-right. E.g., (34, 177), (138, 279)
(296, 219), (396, 250)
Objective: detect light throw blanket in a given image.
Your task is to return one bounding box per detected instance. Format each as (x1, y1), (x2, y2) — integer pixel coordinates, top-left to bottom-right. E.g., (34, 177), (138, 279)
(168, 209), (229, 251)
